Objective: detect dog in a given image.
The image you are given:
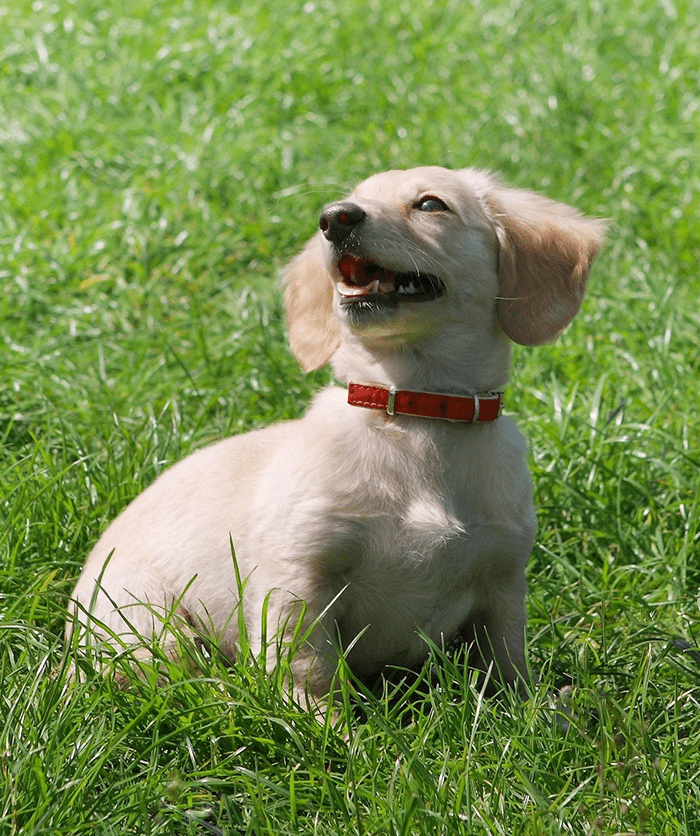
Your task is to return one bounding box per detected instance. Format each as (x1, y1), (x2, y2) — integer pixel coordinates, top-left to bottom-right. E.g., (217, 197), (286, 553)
(68, 166), (605, 707)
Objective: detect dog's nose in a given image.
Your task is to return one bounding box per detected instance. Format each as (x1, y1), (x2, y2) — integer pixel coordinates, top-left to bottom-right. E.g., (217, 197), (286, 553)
(319, 202), (366, 244)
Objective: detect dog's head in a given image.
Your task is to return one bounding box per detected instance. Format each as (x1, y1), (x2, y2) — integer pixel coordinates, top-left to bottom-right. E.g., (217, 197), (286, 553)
(284, 167), (606, 372)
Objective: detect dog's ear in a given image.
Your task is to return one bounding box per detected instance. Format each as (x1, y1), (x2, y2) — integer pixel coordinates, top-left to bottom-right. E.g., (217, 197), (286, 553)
(487, 186), (606, 345)
(283, 234), (340, 371)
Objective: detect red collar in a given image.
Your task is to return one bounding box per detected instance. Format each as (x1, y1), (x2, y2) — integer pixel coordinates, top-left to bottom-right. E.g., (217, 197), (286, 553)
(347, 382), (503, 423)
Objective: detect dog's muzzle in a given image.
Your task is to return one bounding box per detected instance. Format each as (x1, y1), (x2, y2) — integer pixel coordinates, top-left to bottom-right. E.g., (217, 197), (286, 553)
(319, 201), (445, 312)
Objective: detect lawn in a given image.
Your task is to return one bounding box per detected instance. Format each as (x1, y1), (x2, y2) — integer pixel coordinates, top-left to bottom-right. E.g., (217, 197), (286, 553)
(1, 0), (699, 833)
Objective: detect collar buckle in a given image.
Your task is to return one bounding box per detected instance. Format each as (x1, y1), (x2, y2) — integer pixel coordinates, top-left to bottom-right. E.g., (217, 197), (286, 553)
(386, 386), (397, 416)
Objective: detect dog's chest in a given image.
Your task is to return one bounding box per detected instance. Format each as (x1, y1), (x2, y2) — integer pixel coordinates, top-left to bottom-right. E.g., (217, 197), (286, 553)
(257, 403), (533, 673)
(299, 466), (469, 574)
(309, 486), (472, 670)
(294, 409), (491, 573)
(304, 430), (477, 635)
(312, 421), (468, 555)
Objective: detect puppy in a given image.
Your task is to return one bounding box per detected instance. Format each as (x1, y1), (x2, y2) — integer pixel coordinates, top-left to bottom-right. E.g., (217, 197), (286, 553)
(68, 166), (605, 706)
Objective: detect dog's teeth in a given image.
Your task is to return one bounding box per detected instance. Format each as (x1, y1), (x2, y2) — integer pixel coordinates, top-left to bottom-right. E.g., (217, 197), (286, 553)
(397, 281), (417, 295)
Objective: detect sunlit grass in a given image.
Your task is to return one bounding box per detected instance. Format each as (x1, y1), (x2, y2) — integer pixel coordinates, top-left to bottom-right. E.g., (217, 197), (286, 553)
(2, 0), (700, 832)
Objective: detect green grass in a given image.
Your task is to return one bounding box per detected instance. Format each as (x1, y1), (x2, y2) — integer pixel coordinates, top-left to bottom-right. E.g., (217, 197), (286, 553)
(2, 0), (700, 832)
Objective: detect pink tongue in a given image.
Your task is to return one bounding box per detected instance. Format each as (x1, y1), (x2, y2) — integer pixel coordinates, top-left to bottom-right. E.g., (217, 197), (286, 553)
(338, 254), (370, 286)
(338, 254), (387, 287)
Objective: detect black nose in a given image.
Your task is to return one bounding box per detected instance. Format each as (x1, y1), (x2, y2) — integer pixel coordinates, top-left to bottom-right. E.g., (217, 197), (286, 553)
(319, 202), (366, 245)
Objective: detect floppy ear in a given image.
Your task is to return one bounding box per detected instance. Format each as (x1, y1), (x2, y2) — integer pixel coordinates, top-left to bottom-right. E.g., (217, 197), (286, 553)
(283, 234), (340, 371)
(487, 186), (606, 345)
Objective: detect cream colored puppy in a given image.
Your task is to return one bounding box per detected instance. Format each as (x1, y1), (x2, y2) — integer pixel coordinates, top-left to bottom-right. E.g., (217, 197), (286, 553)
(68, 166), (605, 704)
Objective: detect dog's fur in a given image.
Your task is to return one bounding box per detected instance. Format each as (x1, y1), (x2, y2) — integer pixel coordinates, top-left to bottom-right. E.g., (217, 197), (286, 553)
(68, 166), (605, 705)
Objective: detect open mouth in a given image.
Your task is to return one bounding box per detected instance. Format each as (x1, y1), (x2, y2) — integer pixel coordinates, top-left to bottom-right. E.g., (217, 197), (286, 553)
(336, 254), (445, 307)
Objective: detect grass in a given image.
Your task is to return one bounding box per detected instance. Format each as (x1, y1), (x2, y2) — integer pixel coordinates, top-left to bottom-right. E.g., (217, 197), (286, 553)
(2, 0), (700, 832)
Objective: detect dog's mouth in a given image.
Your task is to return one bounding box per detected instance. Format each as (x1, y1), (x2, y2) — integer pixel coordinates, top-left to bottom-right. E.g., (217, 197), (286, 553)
(336, 254), (445, 308)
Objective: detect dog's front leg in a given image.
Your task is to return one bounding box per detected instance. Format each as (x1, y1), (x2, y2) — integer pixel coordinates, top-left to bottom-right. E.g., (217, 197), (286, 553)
(459, 584), (529, 694)
(287, 638), (343, 717)
(244, 583), (344, 716)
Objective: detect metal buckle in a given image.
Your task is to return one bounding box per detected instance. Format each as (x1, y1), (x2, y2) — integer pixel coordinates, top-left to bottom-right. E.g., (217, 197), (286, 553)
(471, 393), (480, 423)
(387, 386), (397, 416)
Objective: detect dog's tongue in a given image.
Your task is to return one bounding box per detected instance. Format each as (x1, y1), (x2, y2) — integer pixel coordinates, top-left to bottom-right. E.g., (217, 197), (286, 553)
(337, 255), (395, 295)
(338, 255), (376, 286)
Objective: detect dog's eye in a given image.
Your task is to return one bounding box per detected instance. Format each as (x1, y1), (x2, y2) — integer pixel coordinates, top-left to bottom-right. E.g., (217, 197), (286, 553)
(415, 196), (450, 213)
